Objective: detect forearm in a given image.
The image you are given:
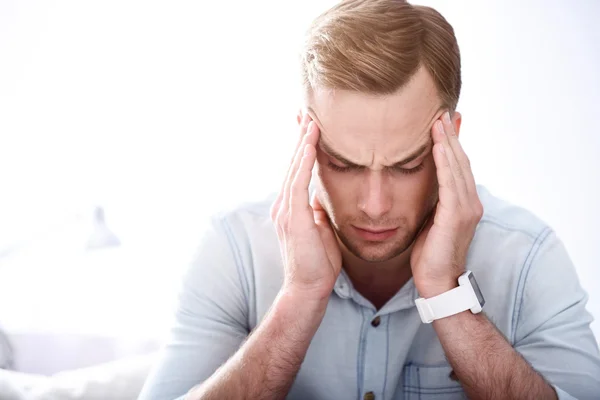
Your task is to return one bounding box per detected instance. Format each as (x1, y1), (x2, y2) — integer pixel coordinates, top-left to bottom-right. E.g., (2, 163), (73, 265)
(186, 288), (328, 400)
(433, 311), (557, 399)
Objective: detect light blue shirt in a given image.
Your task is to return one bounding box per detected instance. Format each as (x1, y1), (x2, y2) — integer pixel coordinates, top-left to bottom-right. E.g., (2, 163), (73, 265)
(139, 186), (600, 400)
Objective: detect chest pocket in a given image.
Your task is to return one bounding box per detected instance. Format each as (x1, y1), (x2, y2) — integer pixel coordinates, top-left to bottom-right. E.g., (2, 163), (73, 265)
(401, 363), (466, 400)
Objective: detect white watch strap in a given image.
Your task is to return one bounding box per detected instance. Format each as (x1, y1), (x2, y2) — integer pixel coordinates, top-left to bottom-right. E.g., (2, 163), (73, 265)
(415, 285), (474, 323)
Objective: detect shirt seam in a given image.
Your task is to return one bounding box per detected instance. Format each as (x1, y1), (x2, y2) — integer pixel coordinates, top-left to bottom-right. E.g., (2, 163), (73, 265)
(357, 307), (369, 398)
(510, 226), (553, 343)
(404, 362), (410, 400)
(382, 314), (390, 396)
(416, 365), (421, 396)
(219, 215), (251, 329)
(478, 217), (540, 240)
(403, 364), (464, 394)
(404, 386), (464, 393)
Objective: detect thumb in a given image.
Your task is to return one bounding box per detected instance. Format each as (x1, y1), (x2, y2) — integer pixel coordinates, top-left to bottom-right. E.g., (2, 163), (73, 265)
(311, 194), (328, 224)
(418, 204), (436, 237)
(412, 204), (437, 262)
(311, 196), (338, 237)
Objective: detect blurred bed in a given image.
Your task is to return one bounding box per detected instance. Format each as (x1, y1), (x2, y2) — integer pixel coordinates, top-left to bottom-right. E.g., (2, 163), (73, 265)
(0, 210), (191, 399)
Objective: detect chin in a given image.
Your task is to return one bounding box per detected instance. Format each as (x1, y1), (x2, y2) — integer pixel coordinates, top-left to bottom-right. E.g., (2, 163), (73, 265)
(338, 229), (414, 263)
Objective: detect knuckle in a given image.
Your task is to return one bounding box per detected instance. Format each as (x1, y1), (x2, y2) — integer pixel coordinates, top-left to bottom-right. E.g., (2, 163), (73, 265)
(270, 203), (280, 222)
(274, 215), (283, 230)
(281, 220), (291, 235)
(455, 210), (468, 225)
(464, 157), (472, 169)
(280, 211), (293, 234)
(291, 171), (302, 189)
(289, 181), (299, 197)
(275, 208), (286, 227)
(473, 201), (484, 220)
(274, 224), (283, 240)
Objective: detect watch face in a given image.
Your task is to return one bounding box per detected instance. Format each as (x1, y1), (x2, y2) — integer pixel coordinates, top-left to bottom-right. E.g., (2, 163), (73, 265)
(469, 272), (485, 307)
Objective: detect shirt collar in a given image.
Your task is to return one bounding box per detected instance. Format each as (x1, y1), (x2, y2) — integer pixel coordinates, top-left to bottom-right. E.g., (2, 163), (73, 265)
(333, 269), (419, 314)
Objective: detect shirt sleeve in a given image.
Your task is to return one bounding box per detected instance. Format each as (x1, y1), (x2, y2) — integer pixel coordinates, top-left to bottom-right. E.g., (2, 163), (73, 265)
(513, 229), (600, 400)
(137, 215), (250, 400)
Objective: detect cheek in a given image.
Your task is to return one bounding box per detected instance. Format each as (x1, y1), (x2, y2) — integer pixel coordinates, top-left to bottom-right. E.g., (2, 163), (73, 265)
(390, 158), (438, 204)
(314, 160), (362, 212)
(316, 160), (352, 193)
(408, 159), (438, 205)
(422, 157), (438, 191)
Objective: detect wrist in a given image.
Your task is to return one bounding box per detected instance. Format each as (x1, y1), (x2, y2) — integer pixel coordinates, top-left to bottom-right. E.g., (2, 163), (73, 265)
(416, 274), (462, 299)
(281, 279), (334, 305)
(277, 285), (330, 323)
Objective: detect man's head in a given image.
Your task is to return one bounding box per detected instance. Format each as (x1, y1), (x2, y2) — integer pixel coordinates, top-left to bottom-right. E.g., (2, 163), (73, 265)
(300, 0), (462, 263)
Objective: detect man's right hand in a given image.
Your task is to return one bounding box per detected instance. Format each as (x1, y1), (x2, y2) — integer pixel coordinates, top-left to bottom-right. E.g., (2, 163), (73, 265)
(185, 115), (343, 400)
(270, 113), (343, 303)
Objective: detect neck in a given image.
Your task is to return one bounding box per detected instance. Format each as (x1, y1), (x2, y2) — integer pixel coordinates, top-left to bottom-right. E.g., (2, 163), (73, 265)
(341, 244), (413, 310)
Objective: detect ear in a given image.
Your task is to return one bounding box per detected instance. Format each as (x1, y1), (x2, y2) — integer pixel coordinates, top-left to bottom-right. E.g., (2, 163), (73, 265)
(452, 111), (462, 138)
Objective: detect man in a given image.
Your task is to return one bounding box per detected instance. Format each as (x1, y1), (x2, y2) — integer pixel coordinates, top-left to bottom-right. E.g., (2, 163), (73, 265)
(138, 1), (600, 399)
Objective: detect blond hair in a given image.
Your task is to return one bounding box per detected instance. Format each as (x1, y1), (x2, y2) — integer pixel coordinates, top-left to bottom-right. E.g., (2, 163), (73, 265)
(301, 0), (461, 110)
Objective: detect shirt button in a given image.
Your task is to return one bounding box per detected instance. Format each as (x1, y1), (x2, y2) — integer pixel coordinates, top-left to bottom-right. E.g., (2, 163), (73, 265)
(364, 392), (375, 400)
(371, 316), (381, 327)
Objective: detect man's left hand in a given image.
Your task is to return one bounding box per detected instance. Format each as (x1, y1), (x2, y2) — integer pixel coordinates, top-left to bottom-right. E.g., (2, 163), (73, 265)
(410, 111), (484, 298)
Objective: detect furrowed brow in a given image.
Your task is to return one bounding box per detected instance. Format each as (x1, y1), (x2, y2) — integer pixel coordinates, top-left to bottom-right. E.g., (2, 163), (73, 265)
(318, 138), (364, 168)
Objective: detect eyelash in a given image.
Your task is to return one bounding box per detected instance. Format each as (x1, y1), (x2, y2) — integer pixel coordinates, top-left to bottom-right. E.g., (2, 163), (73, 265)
(327, 162), (425, 175)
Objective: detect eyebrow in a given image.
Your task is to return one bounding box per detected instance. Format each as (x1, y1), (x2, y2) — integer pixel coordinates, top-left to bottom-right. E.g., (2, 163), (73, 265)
(319, 138), (430, 169)
(306, 105), (434, 168)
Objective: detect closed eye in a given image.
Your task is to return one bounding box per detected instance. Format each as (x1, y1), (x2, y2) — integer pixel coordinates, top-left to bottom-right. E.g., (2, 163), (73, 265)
(328, 161), (424, 175)
(391, 163), (425, 175)
(327, 162), (363, 173)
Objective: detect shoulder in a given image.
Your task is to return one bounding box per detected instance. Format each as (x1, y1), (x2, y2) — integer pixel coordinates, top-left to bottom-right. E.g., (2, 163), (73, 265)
(476, 185), (551, 242)
(212, 193), (277, 235)
(468, 186), (559, 332)
(211, 194), (276, 248)
(205, 194), (283, 326)
(471, 185), (556, 273)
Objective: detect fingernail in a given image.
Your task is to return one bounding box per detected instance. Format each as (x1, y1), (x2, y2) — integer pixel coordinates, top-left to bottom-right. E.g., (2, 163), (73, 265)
(444, 112), (452, 124)
(307, 121), (314, 133)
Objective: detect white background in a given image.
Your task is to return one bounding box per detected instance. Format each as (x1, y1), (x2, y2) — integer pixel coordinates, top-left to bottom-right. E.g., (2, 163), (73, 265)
(1, 0), (599, 349)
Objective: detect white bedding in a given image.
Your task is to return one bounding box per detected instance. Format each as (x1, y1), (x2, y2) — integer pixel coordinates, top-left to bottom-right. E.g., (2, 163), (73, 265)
(0, 240), (183, 375)
(0, 352), (157, 400)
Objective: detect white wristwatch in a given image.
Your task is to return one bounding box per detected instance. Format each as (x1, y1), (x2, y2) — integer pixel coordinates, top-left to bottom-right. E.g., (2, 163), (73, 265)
(415, 270), (485, 323)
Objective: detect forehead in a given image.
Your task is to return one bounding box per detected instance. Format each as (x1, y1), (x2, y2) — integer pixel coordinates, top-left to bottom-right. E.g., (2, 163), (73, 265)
(307, 67), (443, 164)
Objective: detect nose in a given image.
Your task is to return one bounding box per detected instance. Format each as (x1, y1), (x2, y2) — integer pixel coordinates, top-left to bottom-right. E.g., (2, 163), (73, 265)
(358, 170), (392, 220)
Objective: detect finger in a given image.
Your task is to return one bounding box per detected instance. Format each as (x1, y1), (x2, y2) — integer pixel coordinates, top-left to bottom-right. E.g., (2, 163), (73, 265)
(419, 204), (436, 236)
(310, 194), (324, 211)
(291, 113), (311, 167)
(432, 140), (458, 210)
(270, 114), (311, 221)
(311, 195), (339, 268)
(289, 123), (320, 209)
(311, 195), (330, 226)
(434, 118), (468, 204)
(281, 121), (317, 218)
(441, 112), (477, 197)
(440, 113), (470, 197)
(283, 113), (311, 190)
(290, 143), (318, 223)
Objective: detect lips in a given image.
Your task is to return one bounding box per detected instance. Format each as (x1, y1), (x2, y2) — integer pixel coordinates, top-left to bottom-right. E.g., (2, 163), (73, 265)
(352, 225), (398, 241)
(356, 227), (396, 233)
